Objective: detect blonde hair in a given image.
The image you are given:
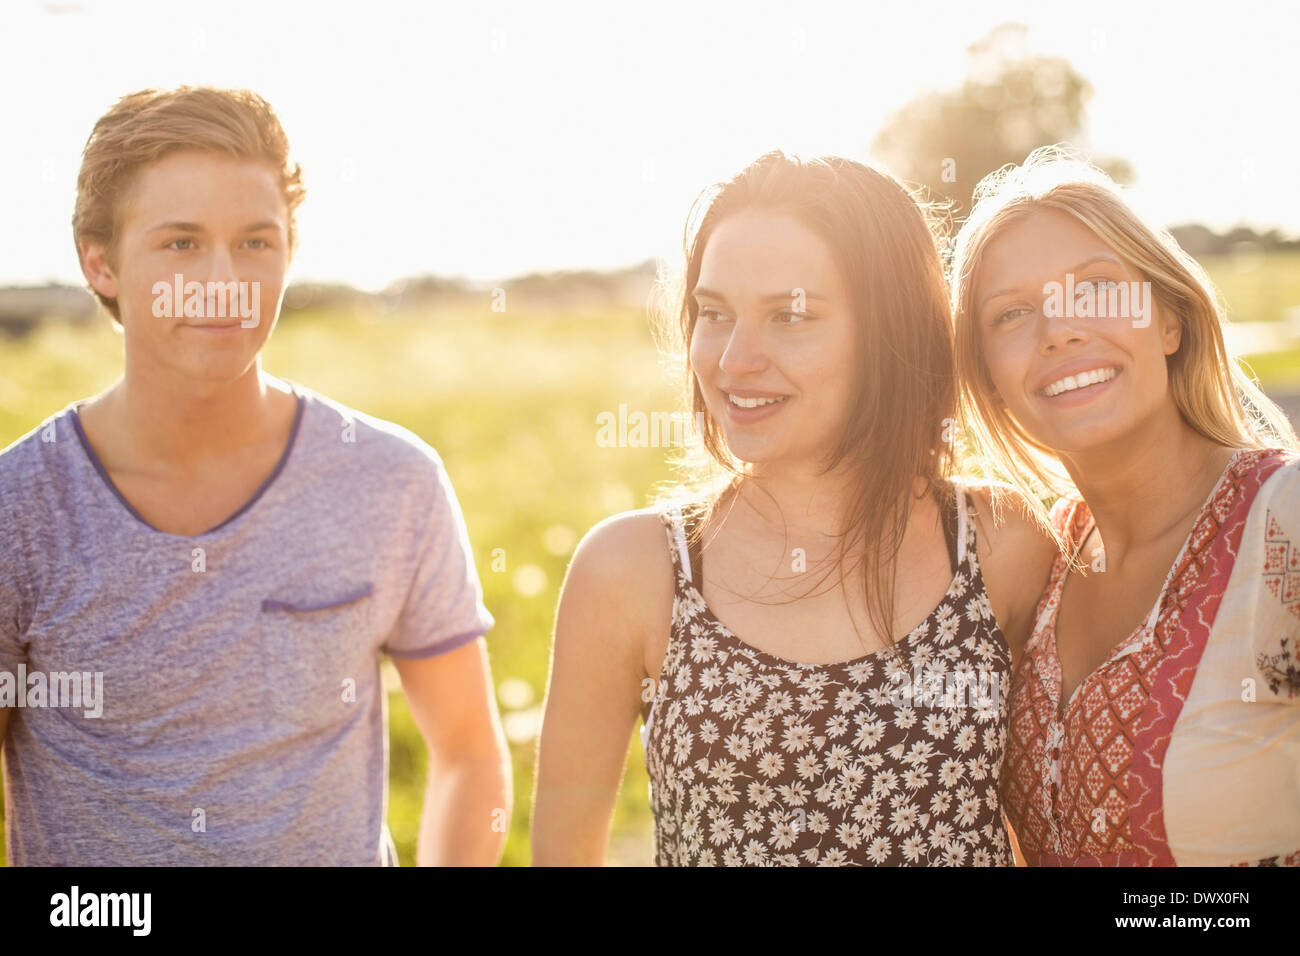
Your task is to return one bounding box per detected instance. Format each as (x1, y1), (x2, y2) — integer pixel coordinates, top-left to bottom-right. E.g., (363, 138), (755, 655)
(950, 146), (1297, 540)
(72, 86), (306, 323)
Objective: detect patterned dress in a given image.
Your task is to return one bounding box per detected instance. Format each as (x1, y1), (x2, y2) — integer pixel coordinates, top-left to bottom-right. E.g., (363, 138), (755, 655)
(641, 482), (1015, 866)
(1001, 448), (1300, 866)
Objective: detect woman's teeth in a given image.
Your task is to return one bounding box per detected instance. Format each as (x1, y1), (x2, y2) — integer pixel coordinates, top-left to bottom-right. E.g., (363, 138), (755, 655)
(1040, 367), (1118, 397)
(728, 393), (789, 408)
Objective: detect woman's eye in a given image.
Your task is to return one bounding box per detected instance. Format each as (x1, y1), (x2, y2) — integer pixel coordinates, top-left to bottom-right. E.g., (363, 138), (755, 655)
(1075, 278), (1121, 296)
(776, 310), (808, 324)
(993, 306), (1030, 326)
(699, 307), (727, 323)
(244, 237), (271, 250)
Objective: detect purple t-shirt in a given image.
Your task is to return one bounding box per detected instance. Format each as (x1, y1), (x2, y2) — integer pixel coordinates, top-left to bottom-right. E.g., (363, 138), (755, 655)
(0, 381), (494, 865)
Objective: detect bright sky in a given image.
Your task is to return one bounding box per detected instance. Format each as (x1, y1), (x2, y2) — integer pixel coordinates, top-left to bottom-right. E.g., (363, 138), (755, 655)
(2, 0), (1297, 290)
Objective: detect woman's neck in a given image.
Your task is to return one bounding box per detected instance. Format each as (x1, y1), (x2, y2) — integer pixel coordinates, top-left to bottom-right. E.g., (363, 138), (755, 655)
(1060, 407), (1239, 564)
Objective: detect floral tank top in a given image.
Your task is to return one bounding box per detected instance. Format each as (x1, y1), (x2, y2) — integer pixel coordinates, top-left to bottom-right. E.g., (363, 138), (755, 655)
(640, 482), (1015, 866)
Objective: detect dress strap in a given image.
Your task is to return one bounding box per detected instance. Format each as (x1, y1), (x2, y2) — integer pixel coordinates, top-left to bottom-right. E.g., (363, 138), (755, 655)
(938, 480), (960, 574)
(953, 477), (968, 567)
(668, 507), (693, 583)
(685, 509), (704, 586)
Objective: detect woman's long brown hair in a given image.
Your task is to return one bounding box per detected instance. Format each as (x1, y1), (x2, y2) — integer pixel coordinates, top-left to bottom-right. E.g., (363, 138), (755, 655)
(654, 150), (958, 653)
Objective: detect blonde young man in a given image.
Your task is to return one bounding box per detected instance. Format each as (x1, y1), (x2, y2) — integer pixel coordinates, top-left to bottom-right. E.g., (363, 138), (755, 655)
(0, 87), (509, 866)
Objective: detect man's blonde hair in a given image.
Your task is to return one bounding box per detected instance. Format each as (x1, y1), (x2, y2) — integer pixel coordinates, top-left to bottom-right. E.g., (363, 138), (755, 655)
(72, 86), (306, 322)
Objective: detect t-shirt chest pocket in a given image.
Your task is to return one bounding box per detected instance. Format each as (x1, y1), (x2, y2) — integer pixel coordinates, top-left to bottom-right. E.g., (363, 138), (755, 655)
(258, 582), (376, 732)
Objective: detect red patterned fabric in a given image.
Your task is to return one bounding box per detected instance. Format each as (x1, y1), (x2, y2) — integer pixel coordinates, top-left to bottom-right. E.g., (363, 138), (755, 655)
(1263, 510), (1300, 623)
(1001, 449), (1291, 866)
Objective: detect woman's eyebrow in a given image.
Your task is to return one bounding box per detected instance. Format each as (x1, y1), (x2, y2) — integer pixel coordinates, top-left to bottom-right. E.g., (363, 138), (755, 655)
(976, 253), (1127, 310)
(692, 286), (829, 303)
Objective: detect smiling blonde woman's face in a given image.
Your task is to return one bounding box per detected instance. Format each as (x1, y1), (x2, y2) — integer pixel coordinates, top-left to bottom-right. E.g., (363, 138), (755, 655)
(973, 206), (1184, 455)
(688, 208), (858, 468)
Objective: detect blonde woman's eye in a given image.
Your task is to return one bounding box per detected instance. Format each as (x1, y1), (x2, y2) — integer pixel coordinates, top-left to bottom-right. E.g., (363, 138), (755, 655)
(699, 307), (727, 322)
(994, 306), (1029, 325)
(1075, 278), (1120, 296)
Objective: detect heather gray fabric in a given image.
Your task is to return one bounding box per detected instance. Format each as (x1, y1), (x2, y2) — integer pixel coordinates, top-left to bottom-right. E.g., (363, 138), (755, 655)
(0, 382), (494, 865)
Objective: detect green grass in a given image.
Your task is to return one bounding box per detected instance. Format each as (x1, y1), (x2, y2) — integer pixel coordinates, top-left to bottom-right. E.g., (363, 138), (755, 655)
(1200, 250), (1300, 325)
(1241, 347), (1300, 388)
(0, 305), (683, 867)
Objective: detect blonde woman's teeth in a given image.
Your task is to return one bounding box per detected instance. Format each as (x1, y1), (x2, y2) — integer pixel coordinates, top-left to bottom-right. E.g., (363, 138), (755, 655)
(1040, 367), (1118, 397)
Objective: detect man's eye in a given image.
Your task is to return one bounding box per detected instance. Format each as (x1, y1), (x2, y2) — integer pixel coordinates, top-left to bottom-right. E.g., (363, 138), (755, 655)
(244, 237), (271, 250)
(776, 310), (808, 324)
(166, 238), (196, 251)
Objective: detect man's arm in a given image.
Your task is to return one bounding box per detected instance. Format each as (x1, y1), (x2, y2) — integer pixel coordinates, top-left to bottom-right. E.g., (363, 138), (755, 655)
(392, 638), (511, 866)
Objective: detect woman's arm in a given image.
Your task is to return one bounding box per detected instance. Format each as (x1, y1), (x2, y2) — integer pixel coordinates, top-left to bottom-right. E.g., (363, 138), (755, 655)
(968, 483), (1060, 667)
(531, 510), (673, 865)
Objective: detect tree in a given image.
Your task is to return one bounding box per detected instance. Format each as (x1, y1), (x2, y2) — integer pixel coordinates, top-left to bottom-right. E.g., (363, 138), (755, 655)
(871, 23), (1132, 219)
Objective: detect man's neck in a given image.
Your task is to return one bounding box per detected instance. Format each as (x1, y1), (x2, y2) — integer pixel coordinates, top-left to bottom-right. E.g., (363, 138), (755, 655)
(89, 363), (294, 471)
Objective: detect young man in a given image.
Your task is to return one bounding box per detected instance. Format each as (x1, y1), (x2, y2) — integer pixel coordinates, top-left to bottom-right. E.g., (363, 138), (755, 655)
(0, 87), (510, 865)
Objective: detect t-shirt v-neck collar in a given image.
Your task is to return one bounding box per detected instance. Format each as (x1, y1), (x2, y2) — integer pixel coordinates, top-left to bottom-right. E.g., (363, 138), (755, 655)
(68, 384), (307, 539)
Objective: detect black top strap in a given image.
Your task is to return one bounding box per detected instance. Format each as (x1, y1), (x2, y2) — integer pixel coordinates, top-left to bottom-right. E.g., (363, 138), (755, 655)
(684, 507), (705, 586)
(939, 481), (960, 576)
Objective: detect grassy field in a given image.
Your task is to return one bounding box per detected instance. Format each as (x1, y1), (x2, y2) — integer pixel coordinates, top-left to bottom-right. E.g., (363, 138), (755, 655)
(0, 257), (1297, 867)
(1198, 250), (1300, 327)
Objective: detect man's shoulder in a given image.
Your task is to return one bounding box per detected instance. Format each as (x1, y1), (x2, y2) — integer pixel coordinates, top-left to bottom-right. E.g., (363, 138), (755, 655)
(0, 405), (79, 487)
(291, 383), (448, 485)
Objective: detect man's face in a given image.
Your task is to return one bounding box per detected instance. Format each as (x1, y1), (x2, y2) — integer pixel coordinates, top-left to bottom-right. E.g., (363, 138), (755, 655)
(83, 150), (291, 386)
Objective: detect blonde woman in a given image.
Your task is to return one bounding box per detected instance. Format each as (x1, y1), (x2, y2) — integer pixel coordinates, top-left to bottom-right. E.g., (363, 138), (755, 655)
(533, 152), (1055, 866)
(950, 147), (1300, 866)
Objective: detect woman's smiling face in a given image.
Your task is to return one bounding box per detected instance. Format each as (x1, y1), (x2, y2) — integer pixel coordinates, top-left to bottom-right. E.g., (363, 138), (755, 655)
(689, 208), (858, 468)
(973, 206), (1183, 455)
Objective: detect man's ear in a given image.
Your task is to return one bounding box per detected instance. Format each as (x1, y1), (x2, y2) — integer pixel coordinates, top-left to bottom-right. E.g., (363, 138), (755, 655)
(79, 241), (118, 301)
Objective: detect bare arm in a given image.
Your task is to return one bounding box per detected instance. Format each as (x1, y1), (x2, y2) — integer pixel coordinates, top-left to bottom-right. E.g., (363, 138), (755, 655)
(531, 511), (671, 866)
(393, 637), (511, 866)
(968, 484), (1060, 666)
(1004, 813), (1028, 867)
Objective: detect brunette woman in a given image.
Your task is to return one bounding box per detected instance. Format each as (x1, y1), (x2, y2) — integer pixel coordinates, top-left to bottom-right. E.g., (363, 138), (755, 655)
(533, 151), (1054, 866)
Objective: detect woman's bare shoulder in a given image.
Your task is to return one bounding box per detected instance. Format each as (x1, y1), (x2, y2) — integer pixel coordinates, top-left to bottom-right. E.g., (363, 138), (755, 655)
(558, 508), (677, 659)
